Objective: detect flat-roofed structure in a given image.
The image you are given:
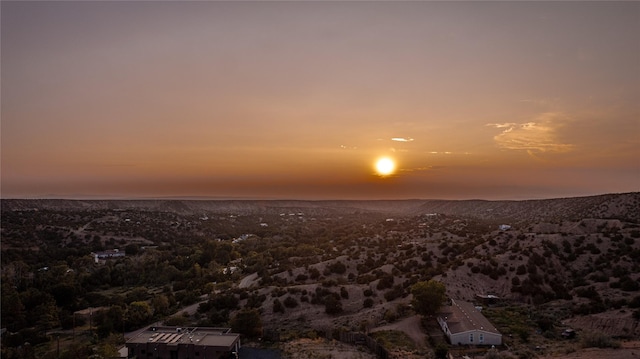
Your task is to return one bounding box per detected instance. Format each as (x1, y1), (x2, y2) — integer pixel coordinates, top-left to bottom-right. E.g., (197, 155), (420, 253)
(438, 299), (502, 346)
(92, 249), (125, 263)
(126, 326), (240, 359)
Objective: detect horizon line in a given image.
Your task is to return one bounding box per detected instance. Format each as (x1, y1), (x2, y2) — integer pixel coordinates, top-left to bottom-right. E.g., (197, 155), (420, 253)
(1, 191), (637, 202)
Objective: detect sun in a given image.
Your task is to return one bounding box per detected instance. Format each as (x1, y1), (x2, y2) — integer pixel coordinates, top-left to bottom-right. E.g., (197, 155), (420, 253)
(375, 157), (396, 176)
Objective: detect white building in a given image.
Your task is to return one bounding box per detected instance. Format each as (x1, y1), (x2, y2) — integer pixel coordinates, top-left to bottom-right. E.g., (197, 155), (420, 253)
(438, 299), (502, 346)
(92, 249), (125, 263)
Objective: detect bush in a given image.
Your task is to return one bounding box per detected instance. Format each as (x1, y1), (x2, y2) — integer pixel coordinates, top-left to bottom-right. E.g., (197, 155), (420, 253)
(363, 298), (374, 308)
(340, 287), (349, 299)
(377, 275), (394, 290)
(283, 296), (298, 308)
(230, 309), (263, 338)
(324, 294), (343, 315)
(513, 326), (530, 342)
(273, 299), (284, 313)
(629, 295), (640, 308)
(328, 261), (347, 274)
(580, 331), (621, 349)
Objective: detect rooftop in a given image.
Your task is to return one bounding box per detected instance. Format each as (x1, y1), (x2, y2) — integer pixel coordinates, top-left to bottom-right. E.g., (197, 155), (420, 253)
(441, 299), (500, 335)
(126, 327), (239, 349)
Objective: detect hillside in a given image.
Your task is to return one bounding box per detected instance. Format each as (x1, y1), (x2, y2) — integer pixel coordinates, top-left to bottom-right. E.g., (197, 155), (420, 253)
(2, 192), (638, 221)
(1, 192), (639, 359)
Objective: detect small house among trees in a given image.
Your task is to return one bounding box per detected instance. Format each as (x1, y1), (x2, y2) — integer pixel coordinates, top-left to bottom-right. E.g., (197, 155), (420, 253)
(438, 299), (502, 346)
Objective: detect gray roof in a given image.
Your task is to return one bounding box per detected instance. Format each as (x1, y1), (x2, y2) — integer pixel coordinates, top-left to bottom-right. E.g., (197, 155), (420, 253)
(126, 326), (239, 349)
(440, 299), (501, 335)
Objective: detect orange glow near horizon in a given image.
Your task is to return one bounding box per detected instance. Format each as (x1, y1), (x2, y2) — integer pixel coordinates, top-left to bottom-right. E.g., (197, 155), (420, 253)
(1, 2), (638, 200)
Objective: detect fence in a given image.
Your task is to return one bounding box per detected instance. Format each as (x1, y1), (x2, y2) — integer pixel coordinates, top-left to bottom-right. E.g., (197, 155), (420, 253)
(335, 330), (389, 359)
(262, 328), (390, 359)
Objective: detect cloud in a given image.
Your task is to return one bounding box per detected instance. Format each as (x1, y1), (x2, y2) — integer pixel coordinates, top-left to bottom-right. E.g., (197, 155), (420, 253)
(487, 113), (574, 154)
(339, 145), (358, 150)
(400, 166), (434, 173)
(486, 123), (517, 129)
(391, 137), (414, 142)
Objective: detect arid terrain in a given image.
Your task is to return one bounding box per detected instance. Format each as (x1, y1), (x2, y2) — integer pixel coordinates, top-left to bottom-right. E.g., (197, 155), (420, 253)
(1, 193), (639, 358)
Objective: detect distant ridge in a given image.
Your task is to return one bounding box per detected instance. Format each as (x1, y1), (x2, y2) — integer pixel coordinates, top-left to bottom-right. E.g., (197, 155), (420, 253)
(1, 192), (638, 223)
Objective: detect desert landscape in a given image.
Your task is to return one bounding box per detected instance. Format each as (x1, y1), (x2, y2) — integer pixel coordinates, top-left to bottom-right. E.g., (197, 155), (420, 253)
(1, 193), (639, 358)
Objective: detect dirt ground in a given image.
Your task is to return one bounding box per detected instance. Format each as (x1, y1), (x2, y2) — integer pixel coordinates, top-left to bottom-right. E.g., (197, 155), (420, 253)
(280, 338), (376, 359)
(369, 315), (427, 348)
(538, 341), (640, 359)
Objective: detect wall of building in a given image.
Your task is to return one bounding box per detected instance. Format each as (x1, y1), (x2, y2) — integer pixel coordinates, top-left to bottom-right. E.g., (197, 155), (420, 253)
(449, 330), (501, 346)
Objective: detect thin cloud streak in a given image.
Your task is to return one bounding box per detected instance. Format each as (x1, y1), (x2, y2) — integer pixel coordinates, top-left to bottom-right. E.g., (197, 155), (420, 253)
(487, 113), (574, 154)
(391, 137), (414, 142)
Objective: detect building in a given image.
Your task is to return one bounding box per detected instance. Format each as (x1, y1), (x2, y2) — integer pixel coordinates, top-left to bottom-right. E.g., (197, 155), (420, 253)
(92, 249), (125, 263)
(126, 326), (240, 359)
(438, 299), (502, 346)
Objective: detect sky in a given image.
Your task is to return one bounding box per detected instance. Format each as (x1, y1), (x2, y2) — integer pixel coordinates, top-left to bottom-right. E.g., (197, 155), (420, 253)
(1, 1), (638, 200)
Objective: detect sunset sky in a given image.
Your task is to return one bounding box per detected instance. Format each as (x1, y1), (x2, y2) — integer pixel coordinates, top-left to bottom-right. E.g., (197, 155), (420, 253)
(2, 1), (638, 200)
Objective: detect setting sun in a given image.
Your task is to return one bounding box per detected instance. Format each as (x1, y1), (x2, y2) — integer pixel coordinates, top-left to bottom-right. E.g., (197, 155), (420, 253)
(375, 157), (396, 176)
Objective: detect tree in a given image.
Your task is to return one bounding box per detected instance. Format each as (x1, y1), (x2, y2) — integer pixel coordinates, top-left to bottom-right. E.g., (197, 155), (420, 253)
(126, 301), (153, 329)
(1, 283), (26, 331)
(410, 280), (446, 317)
(230, 309), (262, 338)
(273, 299), (284, 313)
(434, 342), (449, 359)
(151, 294), (170, 316)
(324, 294), (343, 315)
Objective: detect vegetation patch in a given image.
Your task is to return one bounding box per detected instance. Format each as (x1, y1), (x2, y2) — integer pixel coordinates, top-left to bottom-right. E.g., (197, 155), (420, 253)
(370, 330), (417, 352)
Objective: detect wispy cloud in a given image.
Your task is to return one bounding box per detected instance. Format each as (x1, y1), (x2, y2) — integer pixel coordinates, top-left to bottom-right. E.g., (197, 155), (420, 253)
(400, 166), (434, 173)
(339, 145), (358, 150)
(391, 137), (414, 142)
(487, 113), (574, 154)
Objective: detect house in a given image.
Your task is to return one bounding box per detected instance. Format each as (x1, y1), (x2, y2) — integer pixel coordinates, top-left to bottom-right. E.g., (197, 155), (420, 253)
(125, 326), (240, 359)
(92, 249), (125, 263)
(438, 299), (502, 346)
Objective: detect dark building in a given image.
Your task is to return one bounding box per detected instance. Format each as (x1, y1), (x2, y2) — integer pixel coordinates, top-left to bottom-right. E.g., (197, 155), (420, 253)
(126, 326), (240, 359)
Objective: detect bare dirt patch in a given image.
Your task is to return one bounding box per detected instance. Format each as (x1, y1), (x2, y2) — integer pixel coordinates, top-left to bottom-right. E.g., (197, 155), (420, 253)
(539, 341), (640, 359)
(369, 315), (427, 349)
(280, 338), (376, 359)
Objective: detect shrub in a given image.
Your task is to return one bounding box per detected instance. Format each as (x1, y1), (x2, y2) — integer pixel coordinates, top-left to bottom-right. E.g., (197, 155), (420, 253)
(363, 298), (374, 308)
(283, 296), (298, 308)
(273, 299), (284, 313)
(376, 275), (394, 290)
(628, 295), (640, 308)
(328, 261), (347, 274)
(324, 294), (343, 315)
(340, 287), (349, 299)
(580, 331), (621, 349)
